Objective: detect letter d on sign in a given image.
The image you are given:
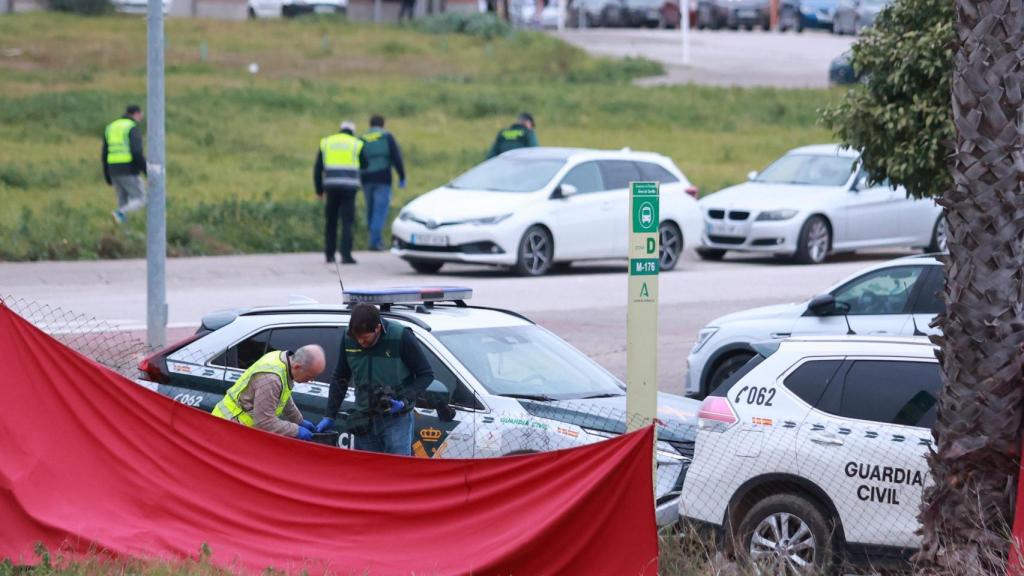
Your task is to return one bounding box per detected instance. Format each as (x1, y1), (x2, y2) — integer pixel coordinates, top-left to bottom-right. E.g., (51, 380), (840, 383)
(646, 237), (656, 254)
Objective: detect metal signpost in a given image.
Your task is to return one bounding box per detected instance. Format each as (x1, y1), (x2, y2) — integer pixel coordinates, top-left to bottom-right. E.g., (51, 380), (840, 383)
(147, 0), (167, 349)
(626, 181), (660, 432)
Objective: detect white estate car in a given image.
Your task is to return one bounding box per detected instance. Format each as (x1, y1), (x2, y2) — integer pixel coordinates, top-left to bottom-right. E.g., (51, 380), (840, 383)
(686, 255), (943, 398)
(680, 337), (939, 573)
(697, 145), (945, 264)
(248, 0), (347, 17)
(391, 147), (703, 276)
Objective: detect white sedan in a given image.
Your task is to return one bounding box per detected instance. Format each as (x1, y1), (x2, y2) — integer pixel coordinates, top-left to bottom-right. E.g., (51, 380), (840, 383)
(697, 145), (945, 264)
(391, 147), (703, 276)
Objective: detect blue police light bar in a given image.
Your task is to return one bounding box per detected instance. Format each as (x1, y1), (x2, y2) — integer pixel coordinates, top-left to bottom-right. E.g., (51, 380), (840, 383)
(343, 286), (473, 305)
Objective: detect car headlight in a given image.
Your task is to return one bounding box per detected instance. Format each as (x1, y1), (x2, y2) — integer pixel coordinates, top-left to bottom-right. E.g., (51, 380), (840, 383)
(692, 327), (719, 354)
(466, 213), (513, 226)
(398, 211), (413, 222)
(755, 209), (798, 221)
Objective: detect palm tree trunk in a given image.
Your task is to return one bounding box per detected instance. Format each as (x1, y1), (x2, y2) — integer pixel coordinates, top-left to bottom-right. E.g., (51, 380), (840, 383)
(917, 0), (1024, 571)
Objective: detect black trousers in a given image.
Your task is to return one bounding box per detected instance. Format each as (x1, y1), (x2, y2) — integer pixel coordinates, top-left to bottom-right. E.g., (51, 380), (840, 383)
(398, 0), (415, 21)
(324, 186), (357, 261)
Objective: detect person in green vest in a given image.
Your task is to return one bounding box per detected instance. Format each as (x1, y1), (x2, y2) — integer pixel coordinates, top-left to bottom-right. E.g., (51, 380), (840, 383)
(101, 105), (147, 225)
(487, 112), (538, 159)
(211, 344), (326, 440)
(316, 303), (434, 455)
(314, 120), (368, 265)
(360, 114), (406, 252)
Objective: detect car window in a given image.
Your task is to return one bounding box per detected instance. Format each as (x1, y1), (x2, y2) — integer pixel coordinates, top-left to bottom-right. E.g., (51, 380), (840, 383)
(560, 161), (605, 194)
(209, 329), (271, 370)
(912, 267), (945, 315)
(756, 154), (857, 187)
(448, 156), (566, 193)
(635, 162), (680, 184)
(266, 326), (343, 383)
(599, 160), (641, 190)
(831, 266), (924, 315)
(837, 360), (940, 428)
(783, 360), (844, 408)
(421, 350), (485, 410)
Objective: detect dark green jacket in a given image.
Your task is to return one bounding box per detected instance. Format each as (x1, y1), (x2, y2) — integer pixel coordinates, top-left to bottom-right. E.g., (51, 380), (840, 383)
(487, 123), (538, 159)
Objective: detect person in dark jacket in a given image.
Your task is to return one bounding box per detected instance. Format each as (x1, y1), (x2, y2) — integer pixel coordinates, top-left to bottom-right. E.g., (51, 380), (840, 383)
(315, 120), (368, 264)
(102, 105), (147, 224)
(360, 114), (407, 251)
(487, 112), (538, 159)
(315, 303), (434, 456)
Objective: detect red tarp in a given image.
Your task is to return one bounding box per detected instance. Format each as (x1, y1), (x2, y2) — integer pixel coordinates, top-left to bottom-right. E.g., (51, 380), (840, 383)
(0, 303), (659, 575)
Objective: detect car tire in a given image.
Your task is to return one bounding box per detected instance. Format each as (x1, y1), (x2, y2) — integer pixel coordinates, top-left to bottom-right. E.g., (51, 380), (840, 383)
(513, 225), (554, 276)
(734, 493), (838, 575)
(926, 216), (948, 254)
(659, 222), (684, 272)
(408, 259), (444, 274)
(696, 247), (727, 261)
(794, 216), (830, 265)
(707, 351), (754, 393)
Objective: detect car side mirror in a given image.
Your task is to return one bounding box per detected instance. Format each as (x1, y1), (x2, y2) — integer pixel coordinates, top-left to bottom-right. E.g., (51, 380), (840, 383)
(423, 380), (456, 422)
(807, 293), (838, 315)
(747, 170), (758, 181)
(552, 183), (578, 199)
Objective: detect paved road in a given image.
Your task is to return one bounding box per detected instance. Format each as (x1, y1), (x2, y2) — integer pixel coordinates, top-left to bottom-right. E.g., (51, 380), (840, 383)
(555, 28), (855, 88)
(0, 249), (914, 395)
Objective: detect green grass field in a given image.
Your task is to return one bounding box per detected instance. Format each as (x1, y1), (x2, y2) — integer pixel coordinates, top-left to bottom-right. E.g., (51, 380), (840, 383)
(0, 13), (838, 260)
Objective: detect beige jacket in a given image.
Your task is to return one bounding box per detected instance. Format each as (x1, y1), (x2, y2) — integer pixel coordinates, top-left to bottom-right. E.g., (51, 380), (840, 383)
(234, 355), (305, 437)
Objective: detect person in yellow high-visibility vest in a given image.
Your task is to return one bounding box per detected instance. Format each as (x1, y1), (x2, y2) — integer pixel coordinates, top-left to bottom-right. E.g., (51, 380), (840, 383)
(314, 120), (367, 265)
(212, 344), (326, 440)
(102, 105), (147, 225)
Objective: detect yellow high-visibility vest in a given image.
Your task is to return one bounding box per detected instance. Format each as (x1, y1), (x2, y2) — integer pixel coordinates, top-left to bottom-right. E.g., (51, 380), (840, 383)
(105, 118), (137, 165)
(211, 351), (292, 427)
(320, 132), (363, 187)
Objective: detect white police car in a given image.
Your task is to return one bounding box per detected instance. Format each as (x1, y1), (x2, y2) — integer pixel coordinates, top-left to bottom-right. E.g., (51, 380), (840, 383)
(680, 337), (938, 572)
(136, 287), (700, 526)
(686, 255), (944, 399)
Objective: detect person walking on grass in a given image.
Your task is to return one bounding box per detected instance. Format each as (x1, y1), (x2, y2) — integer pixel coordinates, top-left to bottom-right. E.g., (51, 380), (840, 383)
(360, 114), (407, 252)
(102, 105), (147, 224)
(315, 120), (366, 264)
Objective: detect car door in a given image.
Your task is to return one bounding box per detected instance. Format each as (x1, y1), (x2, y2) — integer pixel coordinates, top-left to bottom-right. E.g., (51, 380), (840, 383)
(547, 161), (613, 260)
(791, 265), (926, 336)
(843, 171), (902, 247)
(906, 265), (943, 336)
(797, 359), (937, 548)
(600, 160), (642, 258)
(410, 342), (485, 458)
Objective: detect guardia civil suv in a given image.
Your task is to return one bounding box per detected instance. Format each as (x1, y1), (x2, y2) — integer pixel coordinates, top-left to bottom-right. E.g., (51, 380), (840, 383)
(680, 337), (939, 572)
(135, 287), (700, 527)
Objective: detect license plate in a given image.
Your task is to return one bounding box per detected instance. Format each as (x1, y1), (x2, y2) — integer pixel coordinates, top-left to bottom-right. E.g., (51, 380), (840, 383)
(706, 221), (742, 236)
(411, 233), (448, 247)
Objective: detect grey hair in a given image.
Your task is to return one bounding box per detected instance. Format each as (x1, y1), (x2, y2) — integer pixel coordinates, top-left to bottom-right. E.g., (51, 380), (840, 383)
(292, 344), (325, 367)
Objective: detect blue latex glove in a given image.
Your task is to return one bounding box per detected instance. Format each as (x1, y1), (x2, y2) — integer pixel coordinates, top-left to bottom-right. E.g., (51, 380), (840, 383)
(387, 398), (405, 413)
(315, 417), (334, 433)
(300, 419), (316, 432)
(296, 426), (313, 441)
(399, 179), (407, 189)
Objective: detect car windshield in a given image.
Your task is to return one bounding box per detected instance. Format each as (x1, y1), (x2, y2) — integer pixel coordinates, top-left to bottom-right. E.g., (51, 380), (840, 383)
(756, 154), (857, 187)
(447, 157), (566, 193)
(435, 325), (626, 400)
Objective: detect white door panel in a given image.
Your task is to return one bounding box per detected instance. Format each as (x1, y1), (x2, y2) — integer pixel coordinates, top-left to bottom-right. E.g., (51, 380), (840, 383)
(842, 184), (902, 248)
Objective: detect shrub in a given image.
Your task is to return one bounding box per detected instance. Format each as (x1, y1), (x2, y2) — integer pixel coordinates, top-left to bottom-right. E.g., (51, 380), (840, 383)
(413, 13), (514, 39)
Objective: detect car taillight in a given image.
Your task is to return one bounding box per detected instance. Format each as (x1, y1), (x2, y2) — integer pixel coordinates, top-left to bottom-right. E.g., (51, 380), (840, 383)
(685, 186), (699, 200)
(137, 332), (203, 384)
(698, 396), (737, 433)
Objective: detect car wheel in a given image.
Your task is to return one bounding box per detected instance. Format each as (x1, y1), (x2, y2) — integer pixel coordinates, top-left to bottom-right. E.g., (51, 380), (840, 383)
(408, 259), (444, 274)
(696, 247), (727, 261)
(794, 216), (830, 265)
(735, 493), (837, 576)
(513, 226), (554, 276)
(926, 216), (948, 253)
(707, 351), (753, 393)
(659, 222), (684, 272)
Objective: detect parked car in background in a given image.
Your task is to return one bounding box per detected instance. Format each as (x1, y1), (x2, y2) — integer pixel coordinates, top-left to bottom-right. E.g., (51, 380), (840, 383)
(832, 0), (889, 34)
(695, 0), (772, 30)
(696, 144), (944, 264)
(829, 50), (863, 84)
(515, 0), (562, 28)
(681, 337), (939, 572)
(658, 0), (698, 27)
(576, 0), (666, 26)
(782, 0), (839, 31)
(392, 147), (702, 276)
(111, 0), (170, 13)
(248, 0), (347, 16)
(685, 255), (943, 398)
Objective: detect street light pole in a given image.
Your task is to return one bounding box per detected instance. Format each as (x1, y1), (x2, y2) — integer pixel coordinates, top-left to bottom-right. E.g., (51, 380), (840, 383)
(146, 0), (167, 349)
(681, 0), (691, 65)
